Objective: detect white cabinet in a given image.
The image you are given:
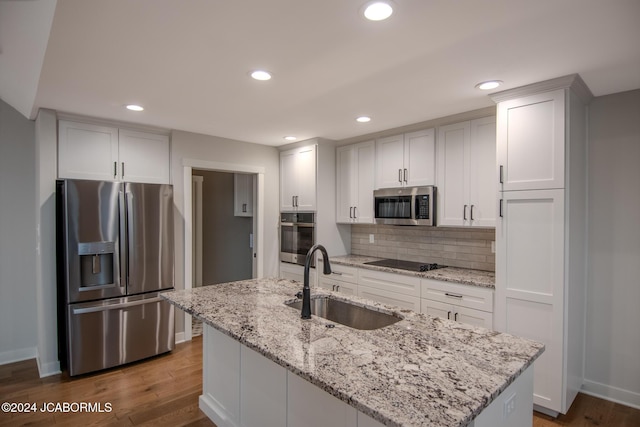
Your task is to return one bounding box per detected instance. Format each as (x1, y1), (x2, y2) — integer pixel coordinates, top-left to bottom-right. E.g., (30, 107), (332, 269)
(496, 90), (565, 191)
(336, 141), (375, 224)
(58, 121), (119, 181)
(357, 269), (421, 312)
(437, 117), (496, 227)
(118, 129), (170, 183)
(317, 261), (358, 295)
(234, 173), (253, 217)
(375, 129), (435, 189)
(421, 278), (494, 329)
(288, 371), (357, 427)
(280, 145), (316, 211)
(280, 262), (316, 287)
(492, 75), (590, 415)
(58, 120), (170, 183)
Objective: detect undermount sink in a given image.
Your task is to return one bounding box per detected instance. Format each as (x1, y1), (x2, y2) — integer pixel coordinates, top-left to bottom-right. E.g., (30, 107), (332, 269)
(285, 296), (402, 330)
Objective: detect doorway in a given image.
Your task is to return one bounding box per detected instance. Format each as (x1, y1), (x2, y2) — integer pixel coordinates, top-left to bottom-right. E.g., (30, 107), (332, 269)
(182, 160), (265, 342)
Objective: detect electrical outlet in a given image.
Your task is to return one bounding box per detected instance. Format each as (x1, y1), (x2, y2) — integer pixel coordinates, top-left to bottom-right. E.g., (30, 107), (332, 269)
(369, 234), (375, 243)
(503, 393), (516, 419)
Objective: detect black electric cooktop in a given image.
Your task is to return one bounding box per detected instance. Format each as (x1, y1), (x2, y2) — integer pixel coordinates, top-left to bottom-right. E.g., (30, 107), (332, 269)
(364, 259), (446, 272)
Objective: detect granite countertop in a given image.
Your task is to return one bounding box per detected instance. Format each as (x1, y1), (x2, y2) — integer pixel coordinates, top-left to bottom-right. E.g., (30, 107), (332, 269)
(162, 278), (542, 427)
(328, 255), (495, 289)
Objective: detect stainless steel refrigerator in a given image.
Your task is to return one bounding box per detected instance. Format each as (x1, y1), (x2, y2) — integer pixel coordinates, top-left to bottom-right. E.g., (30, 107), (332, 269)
(56, 179), (175, 376)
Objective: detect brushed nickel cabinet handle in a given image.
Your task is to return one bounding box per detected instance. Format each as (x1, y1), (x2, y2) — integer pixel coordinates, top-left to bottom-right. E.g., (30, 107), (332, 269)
(398, 169), (402, 183)
(463, 205), (468, 221)
(470, 205), (474, 221)
(499, 165), (504, 184)
(404, 168), (408, 183)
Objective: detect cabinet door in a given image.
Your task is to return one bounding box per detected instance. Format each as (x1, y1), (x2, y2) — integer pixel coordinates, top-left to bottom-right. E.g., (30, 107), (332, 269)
(375, 134), (404, 189)
(469, 117), (496, 227)
(455, 306), (493, 329)
(358, 285), (421, 312)
(495, 189), (565, 412)
(497, 90), (565, 191)
(318, 277), (357, 296)
(336, 145), (356, 223)
(404, 129), (435, 186)
(287, 372), (357, 427)
(234, 173), (253, 217)
(421, 299), (454, 321)
(280, 149), (297, 210)
(437, 122), (470, 226)
(354, 141), (375, 223)
(294, 145), (317, 211)
(241, 345), (287, 427)
(118, 129), (170, 184)
(58, 120), (119, 181)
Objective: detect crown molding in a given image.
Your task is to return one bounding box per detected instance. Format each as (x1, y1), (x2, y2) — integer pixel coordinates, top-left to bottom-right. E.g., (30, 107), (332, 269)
(490, 74), (594, 104)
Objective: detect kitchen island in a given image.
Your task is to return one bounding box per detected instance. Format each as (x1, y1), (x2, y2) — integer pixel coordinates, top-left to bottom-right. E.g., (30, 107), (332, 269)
(161, 278), (543, 427)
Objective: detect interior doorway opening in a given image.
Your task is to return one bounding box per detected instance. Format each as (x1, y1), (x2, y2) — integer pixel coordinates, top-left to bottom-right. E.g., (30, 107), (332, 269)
(182, 160), (265, 342)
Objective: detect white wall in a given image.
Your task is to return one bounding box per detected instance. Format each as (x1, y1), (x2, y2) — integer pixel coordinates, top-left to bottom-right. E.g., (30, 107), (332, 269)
(584, 89), (640, 408)
(171, 130), (280, 335)
(0, 99), (38, 364)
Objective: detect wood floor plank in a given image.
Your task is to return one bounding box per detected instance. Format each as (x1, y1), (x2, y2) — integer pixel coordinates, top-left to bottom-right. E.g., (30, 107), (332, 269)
(2, 335), (639, 426)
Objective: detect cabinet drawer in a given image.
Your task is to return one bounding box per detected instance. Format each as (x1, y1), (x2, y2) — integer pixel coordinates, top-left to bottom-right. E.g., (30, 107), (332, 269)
(358, 285), (420, 312)
(319, 260), (358, 284)
(421, 299), (493, 329)
(422, 279), (493, 313)
(358, 269), (421, 297)
(317, 277), (357, 296)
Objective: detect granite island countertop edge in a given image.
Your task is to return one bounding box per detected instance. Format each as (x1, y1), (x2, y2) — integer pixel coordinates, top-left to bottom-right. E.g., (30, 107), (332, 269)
(161, 278), (542, 427)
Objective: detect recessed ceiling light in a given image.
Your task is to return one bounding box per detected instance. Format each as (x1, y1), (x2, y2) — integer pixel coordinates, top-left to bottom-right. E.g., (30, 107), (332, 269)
(475, 80), (503, 90)
(250, 70), (272, 81)
(356, 116), (371, 123)
(125, 104), (144, 111)
(363, 1), (393, 21)
(284, 136), (297, 141)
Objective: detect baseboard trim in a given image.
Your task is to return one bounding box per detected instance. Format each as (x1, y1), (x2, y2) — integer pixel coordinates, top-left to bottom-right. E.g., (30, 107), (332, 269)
(582, 379), (640, 410)
(0, 346), (37, 366)
(37, 358), (61, 378)
(199, 393), (239, 427)
(175, 331), (186, 344)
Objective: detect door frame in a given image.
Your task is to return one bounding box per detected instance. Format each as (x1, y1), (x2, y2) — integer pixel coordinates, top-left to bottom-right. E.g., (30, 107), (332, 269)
(182, 160), (265, 342)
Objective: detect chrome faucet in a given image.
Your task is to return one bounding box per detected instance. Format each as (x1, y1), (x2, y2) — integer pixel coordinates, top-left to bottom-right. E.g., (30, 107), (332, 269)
(301, 244), (332, 319)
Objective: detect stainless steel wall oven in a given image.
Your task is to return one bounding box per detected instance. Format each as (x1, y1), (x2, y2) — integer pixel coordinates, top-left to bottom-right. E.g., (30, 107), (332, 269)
(280, 212), (315, 266)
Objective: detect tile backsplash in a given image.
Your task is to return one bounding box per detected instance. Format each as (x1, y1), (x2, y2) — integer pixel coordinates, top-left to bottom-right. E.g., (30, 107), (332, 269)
(351, 224), (495, 272)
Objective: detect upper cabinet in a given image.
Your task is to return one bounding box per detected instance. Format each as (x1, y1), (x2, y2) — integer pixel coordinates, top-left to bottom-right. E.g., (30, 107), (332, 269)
(375, 129), (435, 189)
(496, 90), (565, 191)
(58, 120), (170, 184)
(437, 117), (496, 227)
(336, 141), (375, 224)
(234, 173), (253, 217)
(280, 145), (316, 211)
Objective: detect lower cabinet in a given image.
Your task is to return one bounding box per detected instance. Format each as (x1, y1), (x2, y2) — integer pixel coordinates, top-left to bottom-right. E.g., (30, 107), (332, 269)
(317, 260), (358, 295)
(318, 277), (357, 295)
(421, 279), (494, 329)
(201, 325), (384, 427)
(280, 262), (316, 287)
(421, 299), (493, 329)
(358, 285), (421, 312)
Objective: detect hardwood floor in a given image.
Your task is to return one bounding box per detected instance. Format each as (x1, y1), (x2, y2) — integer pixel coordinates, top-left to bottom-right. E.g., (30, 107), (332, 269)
(1, 337), (638, 426)
(0, 336), (215, 426)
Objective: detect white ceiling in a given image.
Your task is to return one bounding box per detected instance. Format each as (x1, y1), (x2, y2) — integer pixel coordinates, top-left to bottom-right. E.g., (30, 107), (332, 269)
(1, 0), (639, 146)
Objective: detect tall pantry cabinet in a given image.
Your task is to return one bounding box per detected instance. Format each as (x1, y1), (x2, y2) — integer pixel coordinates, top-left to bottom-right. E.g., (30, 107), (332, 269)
(491, 75), (591, 415)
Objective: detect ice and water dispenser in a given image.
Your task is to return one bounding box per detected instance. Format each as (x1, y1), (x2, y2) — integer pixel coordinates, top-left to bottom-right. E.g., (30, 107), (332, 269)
(77, 241), (116, 288)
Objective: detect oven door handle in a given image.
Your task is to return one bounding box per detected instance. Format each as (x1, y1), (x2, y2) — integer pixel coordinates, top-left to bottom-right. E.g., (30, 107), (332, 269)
(281, 222), (294, 227)
(293, 222), (315, 227)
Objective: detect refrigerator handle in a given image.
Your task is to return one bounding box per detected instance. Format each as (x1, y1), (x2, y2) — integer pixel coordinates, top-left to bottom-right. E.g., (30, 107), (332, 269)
(119, 190), (128, 288)
(72, 296), (165, 314)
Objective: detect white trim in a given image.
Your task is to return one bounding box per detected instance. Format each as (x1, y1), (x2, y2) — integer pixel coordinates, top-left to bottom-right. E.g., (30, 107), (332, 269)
(0, 347), (37, 366)
(182, 158), (265, 175)
(175, 331), (187, 345)
(182, 160), (265, 341)
(582, 379), (640, 410)
(37, 359), (61, 378)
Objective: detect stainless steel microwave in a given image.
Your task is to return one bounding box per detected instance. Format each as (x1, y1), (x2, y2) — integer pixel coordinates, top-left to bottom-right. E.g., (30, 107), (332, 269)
(373, 186), (436, 226)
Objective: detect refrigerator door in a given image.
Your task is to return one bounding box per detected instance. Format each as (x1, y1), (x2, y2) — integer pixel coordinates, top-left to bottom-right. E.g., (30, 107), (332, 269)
(66, 293), (175, 376)
(125, 183), (174, 295)
(58, 179), (126, 303)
